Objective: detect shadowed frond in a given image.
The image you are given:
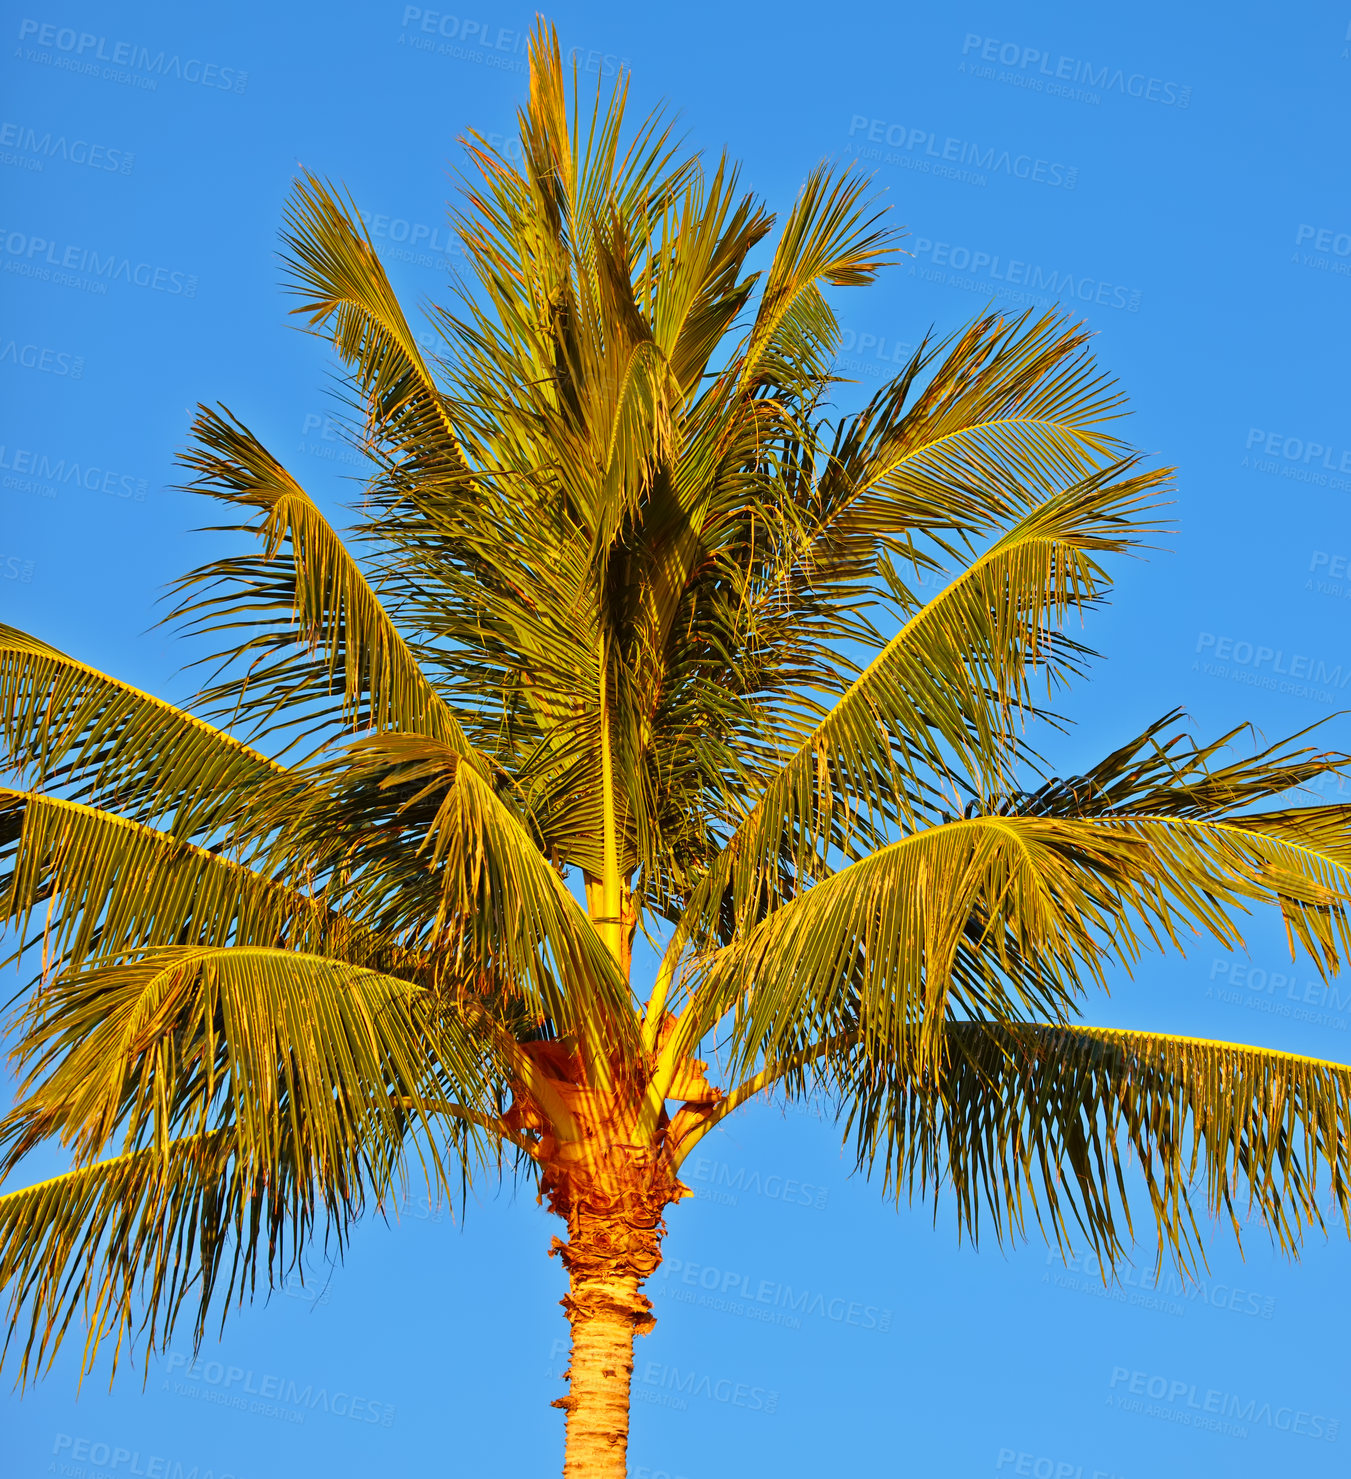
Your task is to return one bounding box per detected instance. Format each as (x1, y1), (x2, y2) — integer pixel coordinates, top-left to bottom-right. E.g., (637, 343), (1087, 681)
(844, 1024), (1351, 1272)
(1005, 707), (1351, 821)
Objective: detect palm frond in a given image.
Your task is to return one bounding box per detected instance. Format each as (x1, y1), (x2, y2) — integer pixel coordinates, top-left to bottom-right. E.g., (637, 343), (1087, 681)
(0, 788), (395, 983)
(0, 936), (506, 1382)
(663, 459), (1167, 967)
(833, 311), (1134, 525)
(2, 1133), (253, 1383)
(689, 785), (1351, 1087)
(273, 735), (637, 1040)
(697, 814), (1142, 1076)
(738, 162), (898, 393)
(0, 624), (298, 839)
(844, 1023), (1351, 1272)
(173, 406), (465, 751)
(281, 174), (469, 484)
(1, 945), (490, 1199)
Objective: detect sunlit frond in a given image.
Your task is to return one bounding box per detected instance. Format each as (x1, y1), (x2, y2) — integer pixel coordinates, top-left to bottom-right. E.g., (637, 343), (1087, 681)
(738, 163), (898, 393)
(281, 174), (469, 484)
(685, 778), (1351, 1090)
(0, 788), (379, 981)
(0, 939), (505, 1381)
(0, 625), (298, 838)
(1, 945), (487, 1177)
(173, 406), (466, 751)
(660, 459), (1167, 978)
(2, 1132), (255, 1382)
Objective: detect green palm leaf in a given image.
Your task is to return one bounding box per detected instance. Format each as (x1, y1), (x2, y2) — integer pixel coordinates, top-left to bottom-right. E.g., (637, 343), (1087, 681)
(1, 1133), (253, 1382)
(0, 788), (378, 979)
(275, 733), (636, 1037)
(0, 625), (298, 838)
(173, 406), (468, 750)
(738, 162), (897, 393)
(653, 458), (1167, 1008)
(683, 785), (1351, 1087)
(5, 28), (1351, 1469)
(281, 174), (469, 484)
(1, 946), (486, 1177)
(846, 1023), (1351, 1270)
(0, 939), (504, 1382)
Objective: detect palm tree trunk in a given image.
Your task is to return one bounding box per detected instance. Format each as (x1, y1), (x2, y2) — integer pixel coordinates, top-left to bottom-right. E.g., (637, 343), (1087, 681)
(552, 1205), (662, 1478)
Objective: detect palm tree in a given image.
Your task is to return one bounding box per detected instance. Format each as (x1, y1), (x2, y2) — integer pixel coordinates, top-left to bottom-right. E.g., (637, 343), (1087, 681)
(5, 24), (1351, 1476)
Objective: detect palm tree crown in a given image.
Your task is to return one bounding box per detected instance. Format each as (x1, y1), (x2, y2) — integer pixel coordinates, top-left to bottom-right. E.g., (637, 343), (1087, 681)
(4, 24), (1351, 1477)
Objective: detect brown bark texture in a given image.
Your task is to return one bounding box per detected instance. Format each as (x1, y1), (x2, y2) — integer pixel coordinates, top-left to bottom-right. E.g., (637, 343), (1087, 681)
(505, 1027), (722, 1474)
(508, 1039), (706, 1476)
(548, 1147), (677, 1477)
(553, 1218), (657, 1478)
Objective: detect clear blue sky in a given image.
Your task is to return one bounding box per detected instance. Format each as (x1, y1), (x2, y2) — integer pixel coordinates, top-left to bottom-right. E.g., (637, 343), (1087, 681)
(4, 3), (1350, 1476)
